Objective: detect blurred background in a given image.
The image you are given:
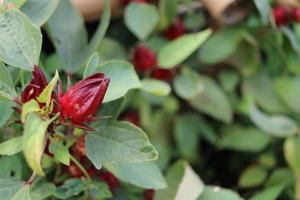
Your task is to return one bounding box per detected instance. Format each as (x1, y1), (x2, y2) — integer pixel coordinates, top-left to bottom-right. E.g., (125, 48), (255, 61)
(3, 0), (300, 199)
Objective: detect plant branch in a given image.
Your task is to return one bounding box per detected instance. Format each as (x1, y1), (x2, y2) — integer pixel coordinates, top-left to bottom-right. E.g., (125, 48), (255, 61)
(70, 154), (91, 180)
(26, 172), (37, 185)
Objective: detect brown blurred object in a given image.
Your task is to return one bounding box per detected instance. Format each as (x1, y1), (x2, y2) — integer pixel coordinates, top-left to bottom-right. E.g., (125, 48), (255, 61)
(0, 0), (16, 9)
(201, 0), (252, 25)
(276, 0), (300, 7)
(71, 0), (123, 21)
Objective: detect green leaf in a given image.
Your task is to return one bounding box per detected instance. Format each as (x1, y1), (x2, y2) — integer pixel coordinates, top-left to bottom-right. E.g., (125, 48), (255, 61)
(266, 168), (293, 186)
(175, 69), (232, 123)
(22, 113), (55, 176)
(281, 27), (300, 55)
(184, 13), (205, 30)
(21, 99), (40, 123)
(249, 104), (298, 137)
(275, 76), (300, 113)
(86, 122), (158, 169)
(218, 70), (239, 93)
(10, 184), (30, 200)
(228, 40), (260, 76)
(174, 68), (201, 100)
(85, 0), (111, 60)
(0, 179), (30, 200)
(44, 53), (62, 73)
(97, 61), (142, 103)
(258, 153), (276, 169)
(249, 184), (286, 200)
(54, 178), (85, 199)
(250, 168), (293, 200)
(158, 0), (181, 28)
(199, 29), (243, 64)
(198, 186), (244, 200)
(124, 2), (159, 40)
(0, 62), (16, 99)
(155, 160), (204, 200)
(194, 115), (218, 145)
(284, 137), (300, 173)
(88, 181), (112, 200)
(21, 0), (59, 26)
(96, 98), (124, 125)
(158, 29), (212, 68)
(243, 73), (286, 113)
(105, 162), (167, 189)
(146, 36), (168, 53)
(253, 0), (271, 24)
(46, 0), (88, 73)
(49, 138), (70, 166)
(0, 156), (23, 179)
(37, 70), (59, 106)
(97, 37), (127, 61)
(0, 9), (42, 70)
(189, 74), (233, 124)
(175, 114), (201, 160)
(31, 182), (56, 200)
(83, 53), (100, 78)
(238, 166), (268, 188)
(220, 125), (270, 152)
(0, 136), (23, 156)
(0, 98), (14, 128)
(141, 79), (171, 96)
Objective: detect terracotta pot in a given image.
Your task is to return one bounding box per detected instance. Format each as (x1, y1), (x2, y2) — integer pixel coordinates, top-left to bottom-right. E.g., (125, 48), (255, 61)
(71, 0), (123, 21)
(276, 0), (300, 7)
(0, 0), (15, 9)
(0, 0), (123, 21)
(201, 0), (252, 25)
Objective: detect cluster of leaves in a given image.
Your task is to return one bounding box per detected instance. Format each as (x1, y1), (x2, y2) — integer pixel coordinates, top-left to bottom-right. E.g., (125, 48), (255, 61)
(1, 0), (300, 199)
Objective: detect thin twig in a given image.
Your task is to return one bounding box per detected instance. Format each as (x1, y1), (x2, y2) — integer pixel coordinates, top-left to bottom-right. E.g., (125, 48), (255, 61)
(26, 172), (37, 185)
(70, 154), (91, 180)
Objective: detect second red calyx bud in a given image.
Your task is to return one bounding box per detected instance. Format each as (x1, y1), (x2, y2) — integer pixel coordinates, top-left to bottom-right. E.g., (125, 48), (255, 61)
(273, 6), (300, 26)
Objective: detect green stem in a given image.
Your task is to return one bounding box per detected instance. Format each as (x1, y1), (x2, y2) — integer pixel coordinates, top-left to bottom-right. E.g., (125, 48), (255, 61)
(26, 172), (37, 185)
(296, 173), (300, 200)
(70, 155), (91, 180)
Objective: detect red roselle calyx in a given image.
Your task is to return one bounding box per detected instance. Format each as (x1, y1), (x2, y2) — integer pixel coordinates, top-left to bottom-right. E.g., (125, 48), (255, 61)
(59, 73), (109, 127)
(99, 171), (120, 193)
(144, 189), (155, 200)
(292, 8), (300, 22)
(151, 68), (176, 82)
(71, 136), (86, 159)
(21, 65), (48, 103)
(68, 163), (84, 178)
(163, 18), (186, 40)
(121, 111), (140, 126)
(273, 6), (290, 26)
(132, 44), (157, 72)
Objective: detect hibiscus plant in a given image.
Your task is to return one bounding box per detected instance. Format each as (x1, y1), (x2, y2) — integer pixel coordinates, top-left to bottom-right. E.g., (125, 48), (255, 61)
(1, 0), (300, 200)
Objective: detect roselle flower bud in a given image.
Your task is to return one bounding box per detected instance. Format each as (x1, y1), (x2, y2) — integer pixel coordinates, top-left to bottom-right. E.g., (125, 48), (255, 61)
(144, 189), (155, 200)
(68, 163), (84, 178)
(71, 136), (86, 159)
(273, 6), (290, 26)
(292, 8), (300, 22)
(163, 18), (186, 40)
(132, 44), (157, 72)
(21, 65), (48, 103)
(59, 73), (109, 126)
(151, 68), (176, 82)
(99, 171), (120, 193)
(121, 111), (140, 126)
